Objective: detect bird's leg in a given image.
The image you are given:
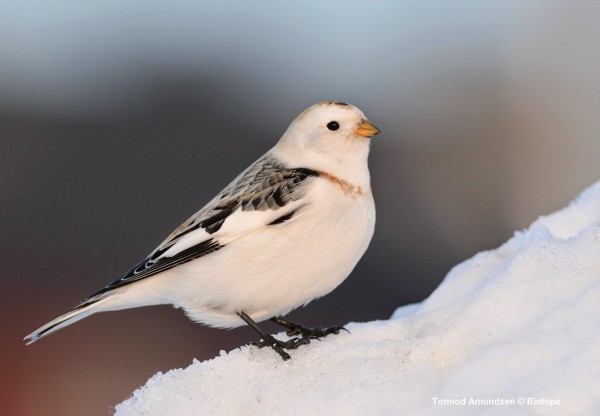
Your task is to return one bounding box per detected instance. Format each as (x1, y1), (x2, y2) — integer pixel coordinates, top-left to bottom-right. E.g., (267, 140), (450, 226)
(237, 311), (311, 361)
(270, 316), (349, 339)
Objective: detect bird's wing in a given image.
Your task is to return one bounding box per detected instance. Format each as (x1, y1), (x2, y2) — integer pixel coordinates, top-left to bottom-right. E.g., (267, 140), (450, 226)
(85, 155), (320, 300)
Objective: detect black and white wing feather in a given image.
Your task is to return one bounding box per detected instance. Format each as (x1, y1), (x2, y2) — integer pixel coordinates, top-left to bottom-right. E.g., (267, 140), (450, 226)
(85, 155), (320, 300)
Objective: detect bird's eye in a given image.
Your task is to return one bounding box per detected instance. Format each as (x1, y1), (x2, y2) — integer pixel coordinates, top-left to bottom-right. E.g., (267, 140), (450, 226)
(327, 121), (340, 131)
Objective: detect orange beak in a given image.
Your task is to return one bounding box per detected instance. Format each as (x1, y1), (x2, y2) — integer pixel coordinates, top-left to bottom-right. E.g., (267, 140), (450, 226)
(354, 120), (381, 138)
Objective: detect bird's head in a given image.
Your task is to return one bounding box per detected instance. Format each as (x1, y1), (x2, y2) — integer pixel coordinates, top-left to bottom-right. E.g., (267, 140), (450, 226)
(275, 101), (380, 181)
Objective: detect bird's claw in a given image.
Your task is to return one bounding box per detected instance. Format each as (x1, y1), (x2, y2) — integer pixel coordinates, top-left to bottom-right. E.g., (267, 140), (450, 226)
(252, 334), (312, 361)
(271, 316), (350, 339)
(284, 324), (349, 339)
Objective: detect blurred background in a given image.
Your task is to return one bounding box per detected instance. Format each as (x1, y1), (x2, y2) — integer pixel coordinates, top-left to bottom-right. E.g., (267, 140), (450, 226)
(3, 1), (600, 415)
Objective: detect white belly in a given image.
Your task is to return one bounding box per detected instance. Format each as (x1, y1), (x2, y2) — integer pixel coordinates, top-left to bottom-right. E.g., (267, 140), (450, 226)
(120, 179), (375, 328)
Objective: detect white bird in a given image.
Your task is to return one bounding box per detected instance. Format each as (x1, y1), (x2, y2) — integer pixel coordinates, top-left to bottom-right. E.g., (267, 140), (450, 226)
(24, 101), (380, 360)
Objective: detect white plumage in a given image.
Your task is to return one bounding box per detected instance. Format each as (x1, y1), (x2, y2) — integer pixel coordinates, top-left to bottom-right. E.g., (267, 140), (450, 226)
(25, 101), (380, 359)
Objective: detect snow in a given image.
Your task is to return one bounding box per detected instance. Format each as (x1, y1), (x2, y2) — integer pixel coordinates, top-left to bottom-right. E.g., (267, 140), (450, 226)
(116, 181), (600, 416)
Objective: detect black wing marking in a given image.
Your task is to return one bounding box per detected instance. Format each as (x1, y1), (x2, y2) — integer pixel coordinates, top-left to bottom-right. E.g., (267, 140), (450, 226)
(199, 201), (238, 234)
(238, 167), (319, 211)
(86, 239), (223, 300)
(83, 156), (320, 300)
(267, 208), (300, 225)
(157, 156), (319, 247)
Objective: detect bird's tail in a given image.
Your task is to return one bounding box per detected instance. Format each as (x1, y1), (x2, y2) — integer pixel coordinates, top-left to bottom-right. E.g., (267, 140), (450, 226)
(24, 297), (109, 345)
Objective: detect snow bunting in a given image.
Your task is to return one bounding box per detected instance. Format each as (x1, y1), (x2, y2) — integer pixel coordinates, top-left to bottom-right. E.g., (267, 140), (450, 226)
(24, 101), (380, 360)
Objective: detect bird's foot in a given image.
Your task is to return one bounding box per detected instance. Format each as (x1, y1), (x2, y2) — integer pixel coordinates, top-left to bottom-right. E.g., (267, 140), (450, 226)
(252, 333), (312, 361)
(271, 317), (349, 339)
(237, 310), (328, 361)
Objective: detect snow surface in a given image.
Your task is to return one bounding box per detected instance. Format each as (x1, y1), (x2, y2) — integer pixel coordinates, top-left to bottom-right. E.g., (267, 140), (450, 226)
(116, 181), (600, 416)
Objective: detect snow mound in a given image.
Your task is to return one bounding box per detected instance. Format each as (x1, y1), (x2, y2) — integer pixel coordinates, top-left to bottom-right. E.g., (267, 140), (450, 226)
(116, 181), (600, 416)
